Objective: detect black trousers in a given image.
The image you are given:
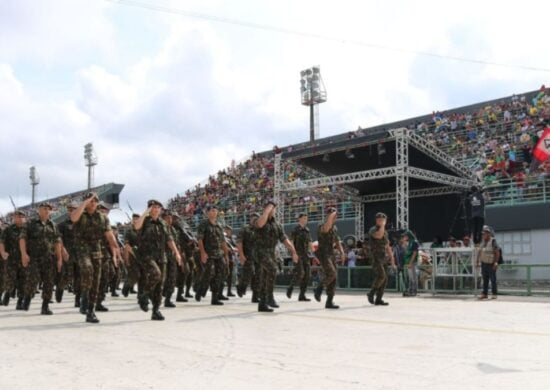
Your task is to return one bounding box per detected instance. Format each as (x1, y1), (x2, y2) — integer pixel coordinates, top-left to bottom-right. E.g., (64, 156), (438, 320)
(472, 216), (484, 245)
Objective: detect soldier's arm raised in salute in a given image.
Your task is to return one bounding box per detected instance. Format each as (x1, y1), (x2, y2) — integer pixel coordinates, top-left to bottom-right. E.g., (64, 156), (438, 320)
(255, 203), (275, 229)
(134, 206), (152, 231)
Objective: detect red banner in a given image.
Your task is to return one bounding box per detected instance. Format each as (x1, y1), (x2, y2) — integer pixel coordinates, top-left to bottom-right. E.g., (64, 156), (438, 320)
(533, 127), (550, 162)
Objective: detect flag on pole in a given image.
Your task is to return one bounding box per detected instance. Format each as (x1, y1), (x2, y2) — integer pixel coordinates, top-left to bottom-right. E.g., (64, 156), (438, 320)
(533, 127), (550, 162)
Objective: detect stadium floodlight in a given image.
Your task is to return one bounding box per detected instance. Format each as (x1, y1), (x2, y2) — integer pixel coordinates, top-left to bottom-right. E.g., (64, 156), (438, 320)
(29, 166), (40, 207)
(300, 65), (327, 142)
(84, 142), (98, 190)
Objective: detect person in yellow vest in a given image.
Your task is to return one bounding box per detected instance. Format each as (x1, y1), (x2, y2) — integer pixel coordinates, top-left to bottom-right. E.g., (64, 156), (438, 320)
(476, 225), (501, 300)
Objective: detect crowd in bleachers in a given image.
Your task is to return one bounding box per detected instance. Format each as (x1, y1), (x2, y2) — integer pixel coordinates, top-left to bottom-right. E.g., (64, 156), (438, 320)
(170, 86), (550, 227)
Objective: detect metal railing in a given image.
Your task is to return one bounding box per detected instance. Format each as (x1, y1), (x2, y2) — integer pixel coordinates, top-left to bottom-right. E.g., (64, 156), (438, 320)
(485, 176), (549, 207)
(274, 263), (550, 296)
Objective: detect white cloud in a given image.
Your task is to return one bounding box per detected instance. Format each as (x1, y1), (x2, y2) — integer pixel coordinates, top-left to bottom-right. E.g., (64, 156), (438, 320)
(1, 0), (550, 218)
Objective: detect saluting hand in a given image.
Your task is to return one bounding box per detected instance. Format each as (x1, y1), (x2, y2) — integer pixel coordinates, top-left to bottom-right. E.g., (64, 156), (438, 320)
(292, 252), (299, 264)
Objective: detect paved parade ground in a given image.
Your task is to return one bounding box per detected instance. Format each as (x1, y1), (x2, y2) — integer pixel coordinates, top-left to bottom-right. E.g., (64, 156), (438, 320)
(1, 291), (550, 390)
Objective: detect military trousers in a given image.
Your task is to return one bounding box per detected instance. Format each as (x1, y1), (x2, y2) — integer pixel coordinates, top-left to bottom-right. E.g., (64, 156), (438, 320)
(369, 260), (388, 299)
(79, 251), (103, 305)
(141, 256), (166, 307)
(25, 256), (56, 302)
(289, 256), (311, 294)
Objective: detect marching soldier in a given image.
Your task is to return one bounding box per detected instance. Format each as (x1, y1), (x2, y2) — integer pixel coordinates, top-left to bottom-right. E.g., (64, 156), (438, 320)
(96, 202), (118, 312)
(195, 205), (229, 305)
(314, 207), (345, 309)
(254, 201), (298, 312)
(223, 225), (237, 298)
(172, 214), (195, 302)
(122, 213), (142, 298)
(161, 210), (181, 308)
(134, 199), (182, 320)
(367, 212), (396, 306)
(236, 213), (259, 301)
(0, 210), (27, 309)
(56, 202), (78, 305)
(286, 212), (313, 301)
(19, 202), (63, 314)
(71, 192), (120, 323)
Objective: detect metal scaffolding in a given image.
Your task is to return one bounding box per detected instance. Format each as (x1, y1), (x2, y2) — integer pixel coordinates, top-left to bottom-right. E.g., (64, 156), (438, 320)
(275, 127), (476, 237)
(392, 128), (409, 229)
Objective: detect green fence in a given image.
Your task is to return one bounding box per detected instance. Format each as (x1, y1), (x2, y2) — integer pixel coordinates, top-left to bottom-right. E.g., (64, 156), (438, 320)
(274, 264), (550, 297)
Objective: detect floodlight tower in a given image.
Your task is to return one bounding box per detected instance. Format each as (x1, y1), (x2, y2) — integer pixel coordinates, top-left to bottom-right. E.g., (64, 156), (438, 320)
(29, 166), (39, 207)
(84, 143), (98, 190)
(300, 66), (327, 142)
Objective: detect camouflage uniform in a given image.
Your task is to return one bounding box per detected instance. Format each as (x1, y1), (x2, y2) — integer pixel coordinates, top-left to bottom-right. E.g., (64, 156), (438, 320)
(74, 211), (111, 309)
(173, 223), (193, 300)
(236, 223), (258, 297)
(289, 224), (312, 296)
(97, 236), (113, 307)
(1, 223), (25, 306)
(137, 216), (173, 311)
(196, 219), (226, 302)
(123, 226), (142, 297)
(21, 218), (61, 305)
(57, 217), (78, 302)
(255, 217), (287, 306)
(368, 226), (389, 301)
(316, 224), (340, 296)
(163, 224), (179, 303)
(224, 234), (237, 296)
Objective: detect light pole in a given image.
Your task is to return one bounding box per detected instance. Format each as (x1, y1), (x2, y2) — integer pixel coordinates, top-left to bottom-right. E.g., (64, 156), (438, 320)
(84, 143), (98, 190)
(29, 166), (39, 207)
(300, 66), (327, 142)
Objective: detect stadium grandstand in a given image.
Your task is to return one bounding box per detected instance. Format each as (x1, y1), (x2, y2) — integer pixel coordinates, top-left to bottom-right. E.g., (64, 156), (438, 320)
(168, 86), (550, 275)
(2, 183), (124, 224)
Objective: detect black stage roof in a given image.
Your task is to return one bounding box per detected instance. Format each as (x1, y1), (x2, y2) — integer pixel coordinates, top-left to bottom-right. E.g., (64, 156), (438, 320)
(282, 135), (460, 196)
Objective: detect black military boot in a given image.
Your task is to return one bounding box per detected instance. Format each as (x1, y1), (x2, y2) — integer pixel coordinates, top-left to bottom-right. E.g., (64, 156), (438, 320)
(374, 298), (389, 306)
(122, 284), (130, 297)
(258, 298), (274, 313)
(367, 291), (375, 305)
(251, 291), (259, 303)
(211, 290), (224, 306)
(151, 307), (165, 321)
(298, 291), (311, 302)
(139, 294), (149, 312)
(286, 286), (293, 299)
(236, 284), (244, 298)
(164, 296), (176, 308)
(268, 294), (279, 308)
(86, 304), (100, 324)
(111, 289), (119, 298)
(15, 297), (23, 310)
(218, 292), (229, 301)
(74, 293), (81, 308)
(80, 292), (89, 314)
(325, 295), (339, 309)
(2, 291), (10, 306)
(41, 300), (53, 315)
(175, 287), (185, 302)
(314, 284), (323, 302)
(23, 296), (31, 311)
(55, 287), (64, 303)
(184, 285), (193, 298)
(95, 301), (109, 312)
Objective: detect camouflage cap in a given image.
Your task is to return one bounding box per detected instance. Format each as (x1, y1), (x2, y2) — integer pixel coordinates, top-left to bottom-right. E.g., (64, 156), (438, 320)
(326, 207), (337, 214)
(38, 202), (53, 210)
(14, 209), (26, 217)
(85, 192), (99, 201)
(251, 212), (261, 219)
(298, 212), (308, 219)
(131, 213), (140, 219)
(205, 204), (218, 211)
(375, 212), (387, 219)
(147, 199), (164, 208)
(67, 201), (79, 210)
(161, 210), (173, 218)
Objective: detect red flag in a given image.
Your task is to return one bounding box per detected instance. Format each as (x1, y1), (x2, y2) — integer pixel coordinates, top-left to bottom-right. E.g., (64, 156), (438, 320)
(533, 127), (550, 162)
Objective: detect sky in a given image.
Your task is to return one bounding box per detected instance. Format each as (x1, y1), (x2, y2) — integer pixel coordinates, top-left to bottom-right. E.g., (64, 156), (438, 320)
(1, 0), (549, 221)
